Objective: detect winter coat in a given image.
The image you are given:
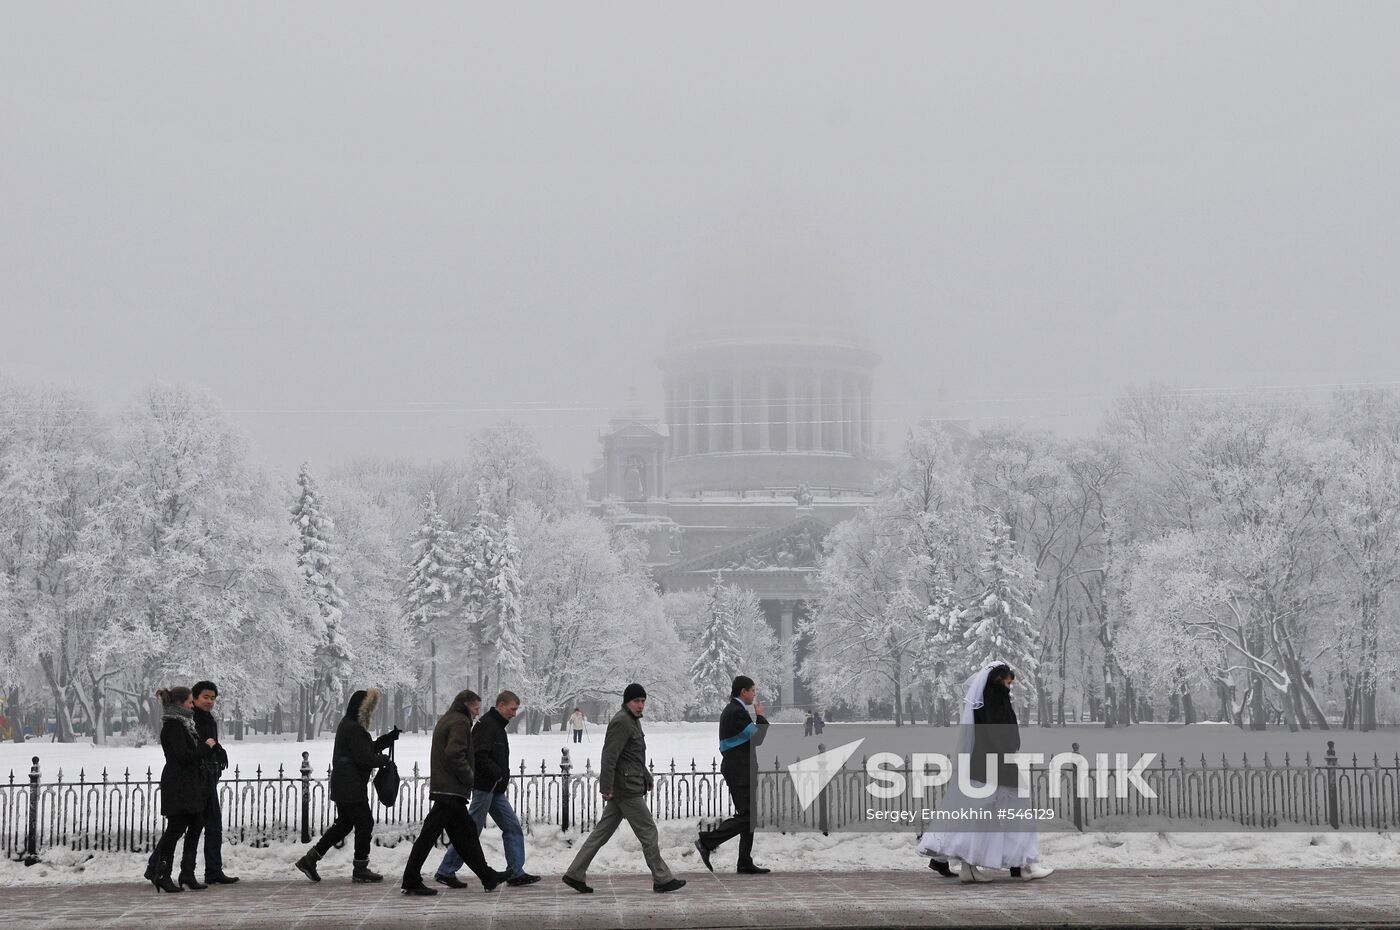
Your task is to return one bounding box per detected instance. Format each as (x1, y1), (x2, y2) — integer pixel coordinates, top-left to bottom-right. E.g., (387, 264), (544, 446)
(568, 711), (586, 731)
(429, 689), (477, 800)
(472, 707), (511, 794)
(969, 682), (1021, 789)
(718, 698), (768, 787)
(193, 706), (229, 782)
(329, 689), (394, 806)
(599, 705), (652, 798)
(159, 715), (214, 816)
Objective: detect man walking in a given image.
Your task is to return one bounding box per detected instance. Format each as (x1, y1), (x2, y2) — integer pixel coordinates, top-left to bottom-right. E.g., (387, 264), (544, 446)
(695, 675), (770, 875)
(145, 680), (238, 885)
(562, 684), (685, 894)
(568, 707), (586, 744)
(400, 689), (503, 896)
(433, 690), (539, 888)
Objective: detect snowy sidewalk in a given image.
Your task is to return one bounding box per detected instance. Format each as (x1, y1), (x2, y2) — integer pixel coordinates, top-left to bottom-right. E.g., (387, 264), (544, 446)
(3, 869), (1398, 929)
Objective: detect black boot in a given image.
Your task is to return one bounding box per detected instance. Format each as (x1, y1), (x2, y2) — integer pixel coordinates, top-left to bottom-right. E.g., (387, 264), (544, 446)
(178, 870), (208, 890)
(151, 859), (181, 893)
(295, 847), (323, 883)
(204, 870), (240, 884)
(352, 858), (384, 883)
(929, 858), (956, 878)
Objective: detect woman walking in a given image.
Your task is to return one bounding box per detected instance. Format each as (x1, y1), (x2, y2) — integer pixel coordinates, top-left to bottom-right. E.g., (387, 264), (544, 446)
(294, 688), (400, 883)
(917, 662), (1054, 883)
(148, 686), (217, 892)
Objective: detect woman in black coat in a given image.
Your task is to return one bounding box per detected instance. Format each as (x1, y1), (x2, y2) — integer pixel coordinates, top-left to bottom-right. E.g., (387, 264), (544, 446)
(149, 686), (216, 892)
(294, 688), (400, 883)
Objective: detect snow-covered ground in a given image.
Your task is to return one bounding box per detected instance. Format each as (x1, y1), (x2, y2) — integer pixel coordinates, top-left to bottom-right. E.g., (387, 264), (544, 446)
(2, 823), (1397, 887)
(4, 721), (1397, 887)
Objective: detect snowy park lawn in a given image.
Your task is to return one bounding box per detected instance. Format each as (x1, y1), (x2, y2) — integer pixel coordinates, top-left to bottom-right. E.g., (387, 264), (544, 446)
(5, 721), (1398, 781)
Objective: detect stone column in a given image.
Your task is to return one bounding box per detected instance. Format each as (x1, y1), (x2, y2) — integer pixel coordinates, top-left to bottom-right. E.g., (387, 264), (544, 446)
(861, 376), (873, 452)
(709, 373), (723, 453)
(732, 369), (743, 452)
(835, 372), (847, 452)
(758, 371), (771, 451)
(813, 371), (825, 451)
(786, 368), (798, 452)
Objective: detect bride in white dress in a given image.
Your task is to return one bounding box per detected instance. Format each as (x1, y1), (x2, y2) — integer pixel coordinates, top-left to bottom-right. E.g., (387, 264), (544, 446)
(916, 661), (1054, 883)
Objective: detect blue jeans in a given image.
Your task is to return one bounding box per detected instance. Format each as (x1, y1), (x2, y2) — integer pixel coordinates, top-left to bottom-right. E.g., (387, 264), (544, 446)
(435, 789), (525, 878)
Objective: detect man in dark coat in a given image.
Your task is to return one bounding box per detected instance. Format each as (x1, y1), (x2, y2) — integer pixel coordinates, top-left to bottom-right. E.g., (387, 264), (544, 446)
(295, 688), (399, 883)
(433, 690), (538, 888)
(400, 689), (502, 896)
(695, 675), (770, 874)
(145, 680), (237, 885)
(562, 683), (684, 895)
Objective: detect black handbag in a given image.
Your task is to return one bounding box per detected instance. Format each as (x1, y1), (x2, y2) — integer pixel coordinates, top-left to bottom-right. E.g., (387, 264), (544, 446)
(373, 743), (400, 807)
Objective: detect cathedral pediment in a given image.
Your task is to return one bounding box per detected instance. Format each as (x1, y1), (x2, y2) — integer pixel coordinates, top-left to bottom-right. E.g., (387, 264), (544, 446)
(663, 515), (830, 575)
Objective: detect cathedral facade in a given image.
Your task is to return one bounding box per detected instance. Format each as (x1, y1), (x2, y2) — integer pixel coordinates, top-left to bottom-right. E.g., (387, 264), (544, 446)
(586, 321), (879, 710)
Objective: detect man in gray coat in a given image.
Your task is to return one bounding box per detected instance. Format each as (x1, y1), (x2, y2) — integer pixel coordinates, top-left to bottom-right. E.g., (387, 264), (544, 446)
(561, 683), (685, 894)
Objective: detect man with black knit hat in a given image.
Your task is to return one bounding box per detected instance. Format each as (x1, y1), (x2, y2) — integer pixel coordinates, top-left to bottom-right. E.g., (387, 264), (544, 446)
(562, 683), (685, 894)
(695, 675), (770, 875)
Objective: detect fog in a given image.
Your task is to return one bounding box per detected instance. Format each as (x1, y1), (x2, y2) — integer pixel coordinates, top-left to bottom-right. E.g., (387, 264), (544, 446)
(4, 2), (1398, 474)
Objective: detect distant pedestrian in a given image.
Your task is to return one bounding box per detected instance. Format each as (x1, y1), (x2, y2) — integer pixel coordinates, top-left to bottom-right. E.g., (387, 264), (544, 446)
(568, 707), (587, 743)
(695, 675), (770, 875)
(802, 711), (813, 737)
(562, 684), (685, 895)
(400, 689), (503, 896)
(294, 689), (400, 884)
(146, 680), (238, 886)
(812, 710), (825, 735)
(147, 687), (217, 893)
(917, 662), (1053, 883)
(433, 690), (539, 888)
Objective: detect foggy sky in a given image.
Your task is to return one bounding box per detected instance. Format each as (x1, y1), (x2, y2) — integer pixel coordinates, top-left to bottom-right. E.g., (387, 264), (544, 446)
(4, 2), (1398, 476)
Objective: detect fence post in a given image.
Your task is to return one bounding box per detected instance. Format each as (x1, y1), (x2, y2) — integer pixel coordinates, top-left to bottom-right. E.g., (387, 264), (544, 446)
(1325, 741), (1339, 830)
(816, 744), (830, 836)
(22, 756), (40, 865)
(1070, 742), (1084, 832)
(300, 752), (313, 843)
(559, 748), (572, 833)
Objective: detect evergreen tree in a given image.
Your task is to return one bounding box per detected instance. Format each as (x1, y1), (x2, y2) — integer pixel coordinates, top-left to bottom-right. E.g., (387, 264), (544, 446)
(689, 575), (742, 705)
(487, 516), (526, 684)
(403, 491), (458, 634)
(962, 516), (1039, 678)
(292, 463), (353, 732)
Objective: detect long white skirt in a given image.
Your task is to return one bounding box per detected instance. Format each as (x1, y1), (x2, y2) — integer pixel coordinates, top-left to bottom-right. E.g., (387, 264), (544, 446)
(915, 782), (1041, 870)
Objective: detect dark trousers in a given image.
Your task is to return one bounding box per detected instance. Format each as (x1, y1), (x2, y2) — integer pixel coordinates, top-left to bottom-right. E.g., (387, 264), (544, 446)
(148, 784), (223, 876)
(314, 801), (375, 861)
(153, 812), (205, 875)
(572, 729), (583, 743)
(700, 779), (754, 866)
(402, 795), (494, 888)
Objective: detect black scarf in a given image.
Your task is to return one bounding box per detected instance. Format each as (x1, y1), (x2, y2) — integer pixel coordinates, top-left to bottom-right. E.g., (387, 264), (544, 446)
(163, 704), (199, 743)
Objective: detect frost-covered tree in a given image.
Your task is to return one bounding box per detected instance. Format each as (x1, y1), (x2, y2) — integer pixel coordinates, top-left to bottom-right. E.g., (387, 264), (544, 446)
(962, 515), (1040, 680)
(688, 577), (779, 709)
(689, 577), (741, 703)
(293, 463), (353, 733)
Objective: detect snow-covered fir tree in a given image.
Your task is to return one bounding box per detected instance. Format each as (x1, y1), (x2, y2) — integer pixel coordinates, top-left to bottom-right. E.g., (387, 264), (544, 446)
(962, 516), (1039, 678)
(486, 516), (526, 684)
(403, 491), (458, 634)
(689, 575), (743, 704)
(292, 463), (353, 730)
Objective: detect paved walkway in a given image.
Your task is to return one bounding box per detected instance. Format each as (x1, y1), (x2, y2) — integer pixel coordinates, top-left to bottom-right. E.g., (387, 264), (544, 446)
(4, 869), (1398, 929)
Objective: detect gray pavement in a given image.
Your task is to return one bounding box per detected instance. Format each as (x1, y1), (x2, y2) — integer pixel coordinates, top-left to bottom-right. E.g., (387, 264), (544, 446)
(4, 869), (1398, 929)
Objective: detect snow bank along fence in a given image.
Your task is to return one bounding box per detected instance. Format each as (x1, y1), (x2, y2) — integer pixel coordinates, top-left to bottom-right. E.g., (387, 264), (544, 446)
(5, 741), (1399, 861)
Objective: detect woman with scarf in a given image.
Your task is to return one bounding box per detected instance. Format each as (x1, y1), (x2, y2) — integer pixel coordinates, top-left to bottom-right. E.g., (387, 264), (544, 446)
(916, 662), (1054, 883)
(149, 686), (217, 892)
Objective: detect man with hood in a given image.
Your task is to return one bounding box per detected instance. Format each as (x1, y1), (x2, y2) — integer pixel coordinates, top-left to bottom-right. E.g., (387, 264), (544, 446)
(294, 688), (400, 883)
(561, 683), (685, 895)
(400, 689), (502, 896)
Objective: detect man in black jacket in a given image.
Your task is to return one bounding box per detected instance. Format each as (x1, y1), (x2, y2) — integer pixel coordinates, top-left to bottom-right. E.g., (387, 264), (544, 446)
(400, 689), (502, 896)
(294, 688), (399, 883)
(145, 679), (237, 886)
(433, 690), (539, 888)
(695, 675), (770, 874)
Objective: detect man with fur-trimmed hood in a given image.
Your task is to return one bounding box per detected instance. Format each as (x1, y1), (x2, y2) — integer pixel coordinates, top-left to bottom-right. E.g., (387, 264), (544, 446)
(294, 688), (400, 884)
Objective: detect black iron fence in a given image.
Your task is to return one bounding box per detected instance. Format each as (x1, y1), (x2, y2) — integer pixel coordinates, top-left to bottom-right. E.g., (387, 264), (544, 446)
(4, 741), (1398, 863)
